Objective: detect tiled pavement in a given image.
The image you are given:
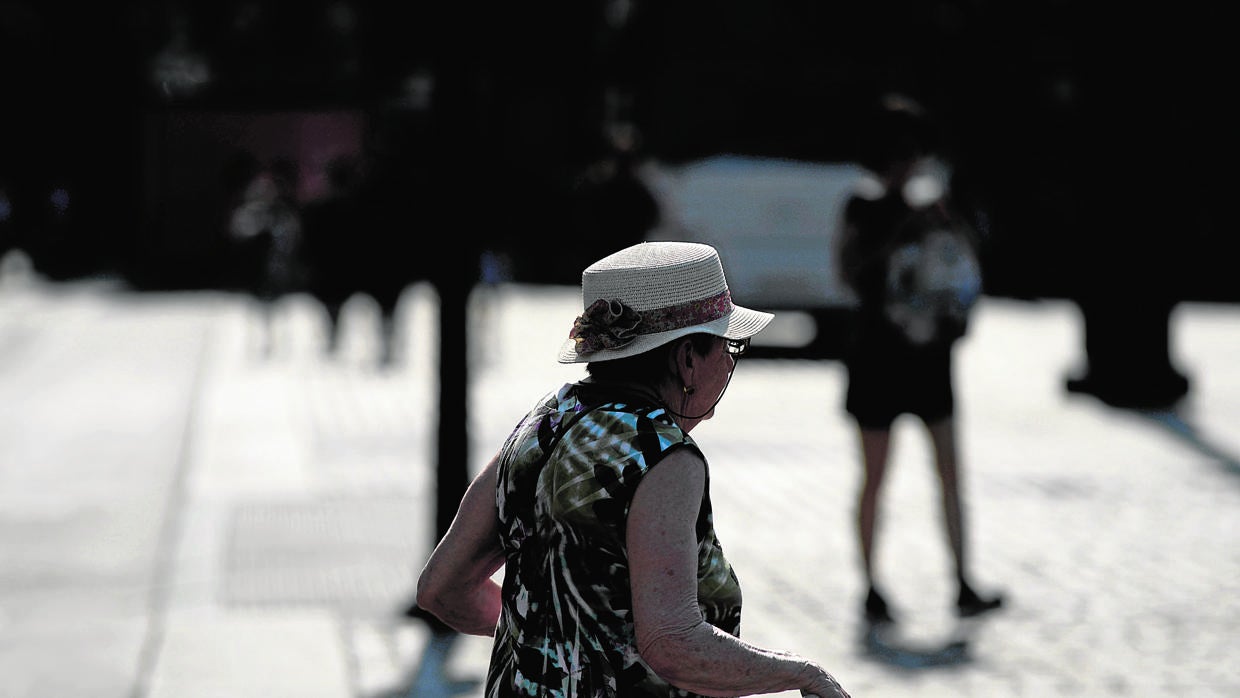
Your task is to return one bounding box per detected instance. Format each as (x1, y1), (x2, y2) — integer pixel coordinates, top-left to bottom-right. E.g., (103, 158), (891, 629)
(0, 264), (1237, 697)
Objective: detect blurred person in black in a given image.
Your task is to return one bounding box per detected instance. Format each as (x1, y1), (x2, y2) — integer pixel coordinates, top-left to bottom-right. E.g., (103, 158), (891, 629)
(300, 154), (364, 358)
(571, 121), (660, 247)
(345, 110), (434, 370)
(834, 94), (1003, 625)
(555, 119), (661, 285)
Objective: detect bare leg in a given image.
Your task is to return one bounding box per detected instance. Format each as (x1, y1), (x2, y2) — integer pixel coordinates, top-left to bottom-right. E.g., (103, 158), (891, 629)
(379, 308), (398, 368)
(376, 289), (404, 369)
(258, 298), (276, 359)
(925, 416), (965, 581)
(927, 416), (1003, 615)
(858, 426), (893, 583)
(857, 425), (895, 622)
(325, 300), (344, 355)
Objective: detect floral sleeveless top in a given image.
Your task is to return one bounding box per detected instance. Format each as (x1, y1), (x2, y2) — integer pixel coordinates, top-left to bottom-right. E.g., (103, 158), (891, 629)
(485, 382), (742, 697)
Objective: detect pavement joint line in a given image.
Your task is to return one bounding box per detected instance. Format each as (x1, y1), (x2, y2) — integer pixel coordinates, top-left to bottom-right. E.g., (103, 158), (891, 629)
(129, 323), (214, 698)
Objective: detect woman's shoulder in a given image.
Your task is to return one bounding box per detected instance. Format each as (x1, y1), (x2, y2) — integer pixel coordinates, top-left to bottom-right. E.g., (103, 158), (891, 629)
(566, 398), (697, 466)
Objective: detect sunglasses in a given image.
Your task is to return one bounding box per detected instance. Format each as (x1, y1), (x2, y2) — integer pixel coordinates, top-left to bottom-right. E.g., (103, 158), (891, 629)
(725, 337), (750, 356)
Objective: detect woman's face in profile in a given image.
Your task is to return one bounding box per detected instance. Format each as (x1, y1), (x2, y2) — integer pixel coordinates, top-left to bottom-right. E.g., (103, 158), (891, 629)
(691, 336), (740, 421)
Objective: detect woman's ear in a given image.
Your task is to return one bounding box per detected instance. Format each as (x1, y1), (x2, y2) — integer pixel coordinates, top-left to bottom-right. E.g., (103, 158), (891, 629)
(666, 338), (692, 377)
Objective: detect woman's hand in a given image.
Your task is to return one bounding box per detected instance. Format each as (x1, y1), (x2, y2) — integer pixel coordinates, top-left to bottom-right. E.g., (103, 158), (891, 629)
(800, 661), (850, 698)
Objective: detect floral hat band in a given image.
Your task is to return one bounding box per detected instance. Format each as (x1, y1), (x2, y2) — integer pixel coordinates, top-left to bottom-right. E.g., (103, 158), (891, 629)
(569, 290), (733, 355)
(557, 241), (774, 364)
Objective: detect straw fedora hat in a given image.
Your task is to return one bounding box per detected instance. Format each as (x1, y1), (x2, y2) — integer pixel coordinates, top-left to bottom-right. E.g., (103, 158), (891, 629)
(557, 241), (774, 364)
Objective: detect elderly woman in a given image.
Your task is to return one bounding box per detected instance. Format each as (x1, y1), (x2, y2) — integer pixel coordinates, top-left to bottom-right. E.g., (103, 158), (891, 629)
(417, 241), (850, 697)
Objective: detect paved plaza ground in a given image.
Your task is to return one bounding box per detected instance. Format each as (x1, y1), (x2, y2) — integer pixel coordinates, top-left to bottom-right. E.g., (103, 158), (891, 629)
(1, 264), (1237, 697)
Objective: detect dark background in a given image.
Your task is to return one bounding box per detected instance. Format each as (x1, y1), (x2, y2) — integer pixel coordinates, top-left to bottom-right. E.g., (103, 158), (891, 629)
(0, 0), (1226, 566)
(0, 0), (1235, 303)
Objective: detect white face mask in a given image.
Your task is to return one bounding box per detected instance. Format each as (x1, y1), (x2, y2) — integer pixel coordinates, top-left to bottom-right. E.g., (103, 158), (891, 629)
(901, 157), (952, 208)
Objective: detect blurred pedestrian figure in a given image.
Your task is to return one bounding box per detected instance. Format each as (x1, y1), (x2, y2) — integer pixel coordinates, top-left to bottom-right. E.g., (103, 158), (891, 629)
(560, 120), (661, 283)
(227, 155), (304, 359)
(360, 242), (407, 369)
(571, 121), (660, 241)
(344, 111), (432, 370)
(302, 140), (418, 370)
(834, 93), (1003, 625)
(300, 154), (364, 357)
(0, 180), (14, 260)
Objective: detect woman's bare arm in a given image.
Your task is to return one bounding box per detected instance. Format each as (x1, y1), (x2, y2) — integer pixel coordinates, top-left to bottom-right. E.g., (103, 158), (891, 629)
(415, 453), (506, 636)
(629, 448), (849, 698)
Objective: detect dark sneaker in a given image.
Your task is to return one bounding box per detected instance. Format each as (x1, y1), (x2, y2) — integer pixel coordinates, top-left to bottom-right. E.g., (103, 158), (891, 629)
(956, 586), (1004, 618)
(864, 586), (895, 624)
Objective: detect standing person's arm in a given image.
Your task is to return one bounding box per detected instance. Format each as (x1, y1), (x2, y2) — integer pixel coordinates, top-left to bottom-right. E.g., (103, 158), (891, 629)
(835, 209), (865, 294)
(837, 197), (890, 298)
(416, 453), (506, 636)
(629, 448), (850, 698)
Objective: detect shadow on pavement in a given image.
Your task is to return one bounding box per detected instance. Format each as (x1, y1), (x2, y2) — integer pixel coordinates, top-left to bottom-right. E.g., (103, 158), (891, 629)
(1137, 408), (1240, 477)
(383, 628), (481, 698)
(861, 621), (973, 670)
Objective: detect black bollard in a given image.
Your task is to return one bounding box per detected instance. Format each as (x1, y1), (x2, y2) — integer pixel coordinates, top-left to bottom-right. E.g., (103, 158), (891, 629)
(1067, 295), (1190, 410)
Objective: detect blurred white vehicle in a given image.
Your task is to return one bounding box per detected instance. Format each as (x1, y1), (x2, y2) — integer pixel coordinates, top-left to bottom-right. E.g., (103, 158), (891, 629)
(641, 154), (956, 355)
(642, 155), (866, 354)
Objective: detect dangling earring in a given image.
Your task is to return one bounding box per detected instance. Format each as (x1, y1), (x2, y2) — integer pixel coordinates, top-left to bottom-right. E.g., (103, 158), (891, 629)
(682, 385), (695, 395)
(680, 384), (694, 415)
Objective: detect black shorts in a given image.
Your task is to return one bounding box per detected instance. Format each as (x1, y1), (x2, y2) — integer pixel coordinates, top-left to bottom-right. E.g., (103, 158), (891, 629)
(843, 326), (955, 429)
